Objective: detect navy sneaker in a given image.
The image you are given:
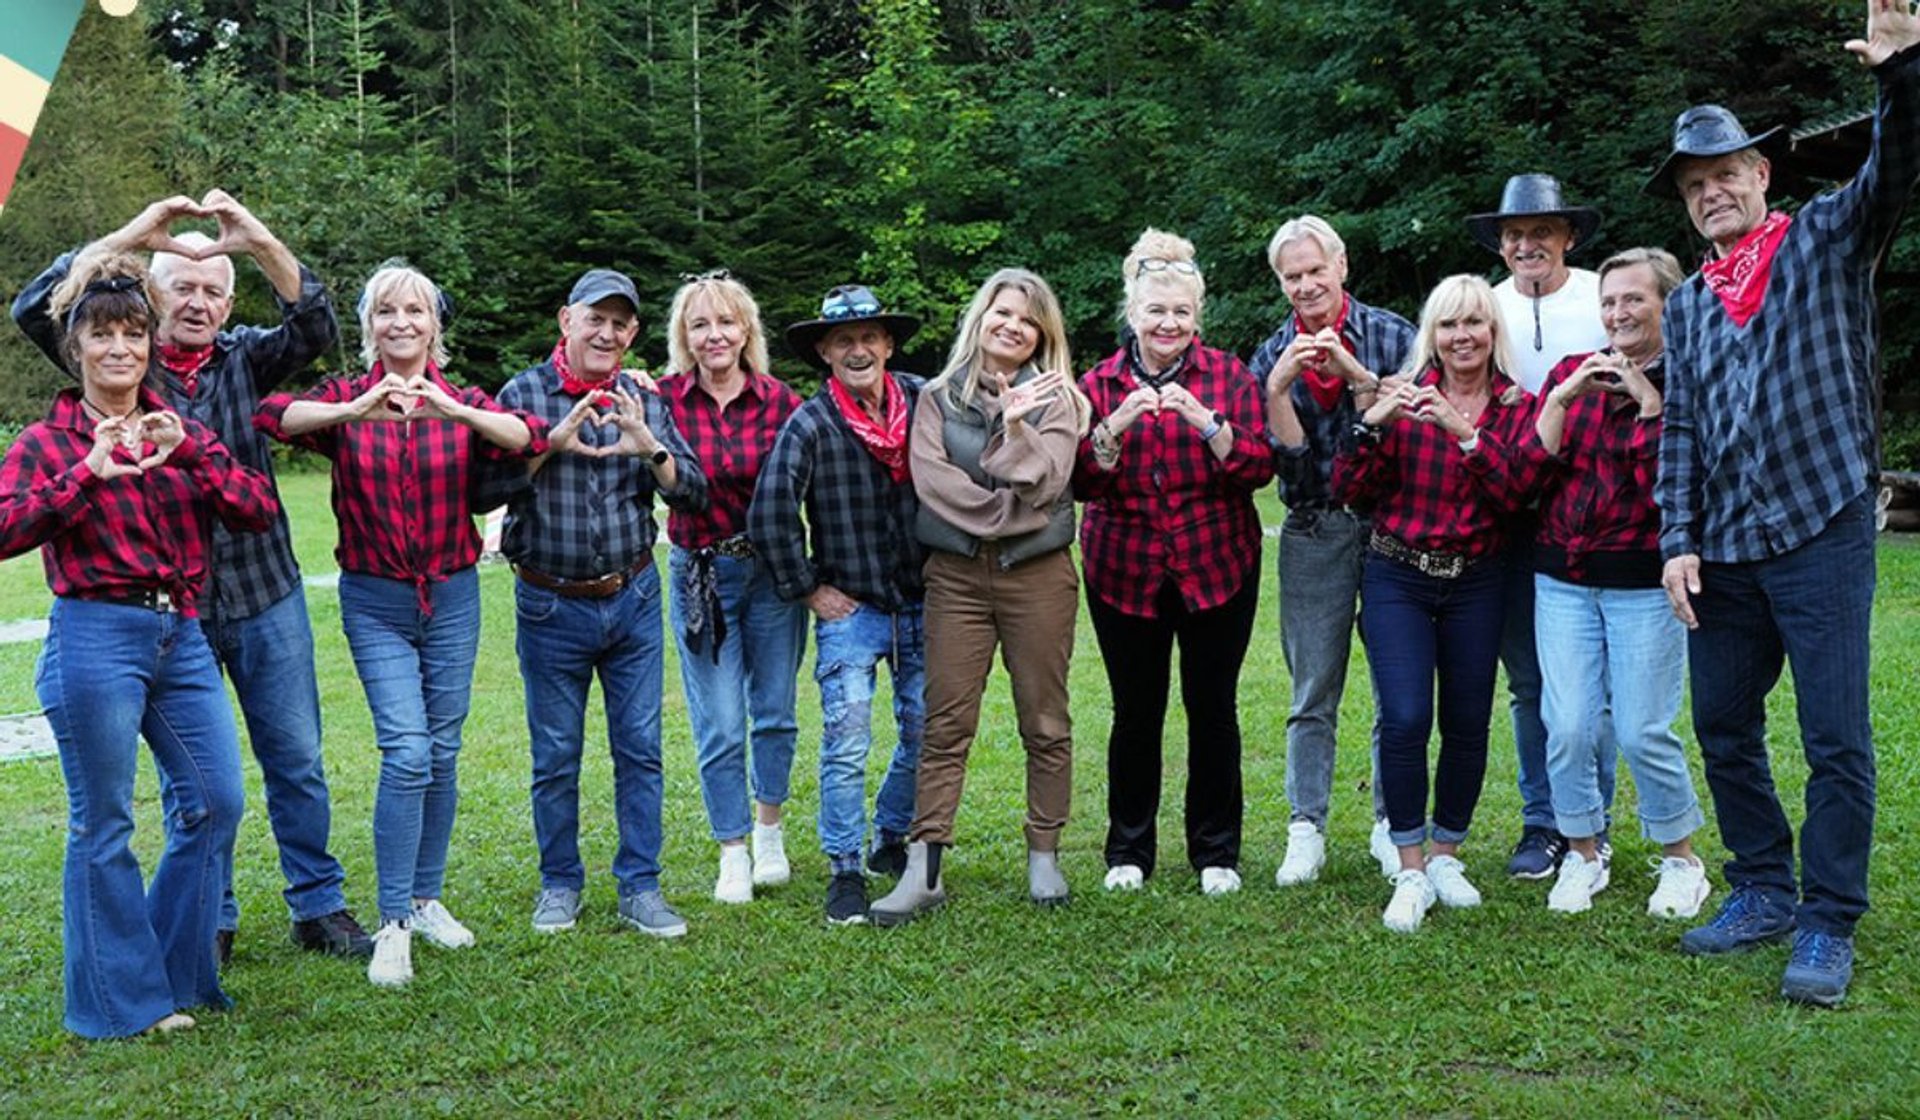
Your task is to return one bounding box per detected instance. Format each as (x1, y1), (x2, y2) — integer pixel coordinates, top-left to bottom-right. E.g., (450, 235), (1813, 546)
(1506, 826), (1567, 880)
(1780, 930), (1855, 1008)
(867, 833), (908, 878)
(1679, 883), (1796, 955)
(825, 872), (870, 926)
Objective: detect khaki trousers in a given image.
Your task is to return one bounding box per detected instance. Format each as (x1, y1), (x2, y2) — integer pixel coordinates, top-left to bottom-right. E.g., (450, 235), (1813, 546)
(911, 546), (1078, 849)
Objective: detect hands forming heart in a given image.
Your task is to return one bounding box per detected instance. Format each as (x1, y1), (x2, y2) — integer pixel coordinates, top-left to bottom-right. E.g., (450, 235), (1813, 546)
(88, 411), (188, 478)
(117, 189), (269, 261)
(550, 388), (661, 459)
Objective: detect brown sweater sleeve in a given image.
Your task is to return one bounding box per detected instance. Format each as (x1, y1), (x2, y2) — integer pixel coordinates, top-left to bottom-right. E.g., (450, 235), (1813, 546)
(909, 391), (1055, 540)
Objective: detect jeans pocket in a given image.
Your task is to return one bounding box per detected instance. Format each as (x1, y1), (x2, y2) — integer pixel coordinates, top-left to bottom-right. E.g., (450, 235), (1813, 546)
(515, 580), (560, 623)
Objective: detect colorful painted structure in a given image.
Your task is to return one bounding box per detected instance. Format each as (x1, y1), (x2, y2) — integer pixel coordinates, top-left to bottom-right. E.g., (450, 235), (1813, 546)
(0, 0), (139, 219)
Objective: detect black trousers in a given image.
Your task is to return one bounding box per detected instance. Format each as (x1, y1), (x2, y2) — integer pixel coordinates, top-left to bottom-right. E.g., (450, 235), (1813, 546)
(1088, 572), (1259, 876)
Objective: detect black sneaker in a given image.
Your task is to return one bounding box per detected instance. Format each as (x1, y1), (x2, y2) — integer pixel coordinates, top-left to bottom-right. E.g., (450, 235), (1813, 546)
(867, 835), (908, 878)
(825, 872), (870, 926)
(215, 928), (234, 967)
(292, 909), (376, 958)
(1506, 826), (1567, 880)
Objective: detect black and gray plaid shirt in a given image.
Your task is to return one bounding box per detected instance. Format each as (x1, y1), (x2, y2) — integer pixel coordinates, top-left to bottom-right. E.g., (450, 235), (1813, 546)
(489, 363), (706, 580)
(748, 374), (926, 612)
(12, 250), (338, 623)
(1247, 295), (1415, 512)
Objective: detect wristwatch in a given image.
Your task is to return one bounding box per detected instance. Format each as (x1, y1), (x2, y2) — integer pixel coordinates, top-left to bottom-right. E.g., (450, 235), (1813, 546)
(649, 447), (670, 466)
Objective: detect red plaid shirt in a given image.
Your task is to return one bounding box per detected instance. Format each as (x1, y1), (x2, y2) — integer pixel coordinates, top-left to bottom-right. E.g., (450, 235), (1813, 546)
(1531, 352), (1664, 582)
(256, 367), (545, 603)
(1073, 343), (1275, 618)
(657, 369), (803, 549)
(1332, 366), (1536, 560)
(0, 388), (279, 616)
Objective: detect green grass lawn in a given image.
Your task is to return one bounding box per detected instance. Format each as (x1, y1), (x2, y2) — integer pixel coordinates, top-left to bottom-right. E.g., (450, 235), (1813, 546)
(0, 471), (1916, 1116)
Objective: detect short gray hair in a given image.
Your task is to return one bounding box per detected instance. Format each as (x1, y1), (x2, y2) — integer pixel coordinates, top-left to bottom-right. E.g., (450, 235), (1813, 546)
(151, 231), (236, 295)
(1598, 247), (1685, 299)
(1266, 215), (1346, 277)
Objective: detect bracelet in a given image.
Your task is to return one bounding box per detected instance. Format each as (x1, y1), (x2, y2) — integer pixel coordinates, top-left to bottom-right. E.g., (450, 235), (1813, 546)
(1457, 432), (1481, 454)
(1199, 419), (1223, 441)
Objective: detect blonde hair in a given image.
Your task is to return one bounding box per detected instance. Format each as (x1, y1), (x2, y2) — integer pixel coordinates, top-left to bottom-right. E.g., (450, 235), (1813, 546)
(930, 268), (1090, 434)
(357, 261), (449, 369)
(49, 249), (160, 368)
(1401, 274), (1517, 382)
(1266, 215), (1347, 277)
(666, 273), (770, 377)
(1121, 227), (1205, 322)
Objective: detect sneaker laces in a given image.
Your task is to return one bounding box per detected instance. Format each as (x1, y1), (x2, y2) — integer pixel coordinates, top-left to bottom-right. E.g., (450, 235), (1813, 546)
(1796, 931), (1847, 969)
(1712, 884), (1766, 931)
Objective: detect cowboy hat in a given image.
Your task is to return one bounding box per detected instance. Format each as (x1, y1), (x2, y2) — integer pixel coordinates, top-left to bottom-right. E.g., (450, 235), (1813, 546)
(1465, 173), (1604, 255)
(784, 284), (920, 370)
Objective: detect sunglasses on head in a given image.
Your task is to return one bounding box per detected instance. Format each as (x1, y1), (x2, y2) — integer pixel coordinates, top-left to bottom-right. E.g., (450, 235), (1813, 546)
(822, 297), (881, 320)
(1134, 257), (1200, 279)
(679, 268), (734, 283)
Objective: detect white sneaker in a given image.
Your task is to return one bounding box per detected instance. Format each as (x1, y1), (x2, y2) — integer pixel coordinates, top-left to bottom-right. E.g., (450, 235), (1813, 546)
(1547, 849), (1611, 914)
(368, 921), (413, 987)
(1647, 855), (1711, 920)
(1103, 864), (1145, 891)
(1200, 867), (1242, 896)
(1370, 818), (1400, 879)
(1426, 855), (1482, 909)
(1383, 869), (1437, 933)
(1274, 821), (1326, 887)
(714, 845), (753, 904)
(751, 822), (791, 887)
(409, 898), (476, 949)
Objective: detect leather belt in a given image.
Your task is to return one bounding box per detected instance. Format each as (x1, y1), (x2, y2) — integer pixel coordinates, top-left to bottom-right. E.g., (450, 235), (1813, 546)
(76, 587), (180, 613)
(1368, 532), (1487, 580)
(514, 560), (649, 599)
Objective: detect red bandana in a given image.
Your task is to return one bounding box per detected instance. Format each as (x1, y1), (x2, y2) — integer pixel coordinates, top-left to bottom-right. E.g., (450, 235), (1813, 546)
(1293, 294), (1356, 411)
(551, 338), (617, 397)
(828, 372), (910, 483)
(157, 342), (214, 396)
(1702, 211), (1792, 328)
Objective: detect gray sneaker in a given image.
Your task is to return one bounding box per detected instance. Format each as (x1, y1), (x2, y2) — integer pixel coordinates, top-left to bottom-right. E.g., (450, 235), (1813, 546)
(531, 887), (581, 933)
(618, 890), (688, 939)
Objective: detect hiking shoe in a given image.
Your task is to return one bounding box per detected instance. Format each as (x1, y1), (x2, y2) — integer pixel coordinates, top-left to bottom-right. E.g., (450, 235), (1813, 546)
(1383, 868), (1437, 933)
(1103, 864), (1145, 891)
(215, 928), (234, 967)
(292, 909), (375, 958)
(1370, 819), (1401, 879)
(1780, 930), (1855, 1008)
(619, 890), (689, 938)
(367, 921), (412, 988)
(1679, 884), (1795, 955)
(531, 887), (582, 933)
(714, 845), (753, 905)
(1200, 867), (1242, 896)
(409, 899), (476, 949)
(1274, 821), (1326, 887)
(1506, 826), (1567, 880)
(867, 833), (908, 878)
(1647, 856), (1711, 921)
(825, 872), (870, 926)
(1427, 854), (1482, 908)
(751, 822), (791, 887)
(1547, 849), (1610, 914)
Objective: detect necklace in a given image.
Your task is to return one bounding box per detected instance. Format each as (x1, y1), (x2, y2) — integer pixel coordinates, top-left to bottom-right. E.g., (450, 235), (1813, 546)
(81, 398), (145, 449)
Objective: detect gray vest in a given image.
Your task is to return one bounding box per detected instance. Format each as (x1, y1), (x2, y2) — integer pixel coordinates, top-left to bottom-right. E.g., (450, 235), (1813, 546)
(914, 376), (1077, 569)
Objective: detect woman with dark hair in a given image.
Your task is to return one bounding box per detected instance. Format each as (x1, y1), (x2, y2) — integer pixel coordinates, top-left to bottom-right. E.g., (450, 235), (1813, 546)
(1, 251), (277, 1036)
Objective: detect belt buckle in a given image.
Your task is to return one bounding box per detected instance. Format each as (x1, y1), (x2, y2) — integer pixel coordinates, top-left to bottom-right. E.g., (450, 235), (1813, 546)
(1430, 553), (1464, 579)
(152, 589), (174, 612)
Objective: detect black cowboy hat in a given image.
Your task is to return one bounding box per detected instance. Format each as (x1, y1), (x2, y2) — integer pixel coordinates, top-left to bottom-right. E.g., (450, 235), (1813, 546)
(784, 284), (920, 370)
(1465, 173), (1604, 256)
(1643, 104), (1786, 199)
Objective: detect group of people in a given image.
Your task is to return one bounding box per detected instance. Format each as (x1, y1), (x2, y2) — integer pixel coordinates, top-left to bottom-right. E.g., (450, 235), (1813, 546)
(2, 4), (1909, 1039)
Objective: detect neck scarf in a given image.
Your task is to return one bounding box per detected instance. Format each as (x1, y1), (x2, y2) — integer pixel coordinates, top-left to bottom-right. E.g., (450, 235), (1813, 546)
(1293, 294), (1355, 411)
(828, 372), (910, 483)
(551, 338), (617, 396)
(1127, 334), (1192, 390)
(157, 342), (214, 396)
(1702, 211), (1792, 328)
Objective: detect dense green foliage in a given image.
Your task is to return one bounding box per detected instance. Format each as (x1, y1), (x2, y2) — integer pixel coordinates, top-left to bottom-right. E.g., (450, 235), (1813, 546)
(1, 1), (1910, 420)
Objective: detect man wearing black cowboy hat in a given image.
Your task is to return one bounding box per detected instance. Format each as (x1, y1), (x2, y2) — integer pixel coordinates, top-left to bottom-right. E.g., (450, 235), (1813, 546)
(1468, 174), (1616, 886)
(748, 283), (928, 925)
(1649, 0), (1920, 1008)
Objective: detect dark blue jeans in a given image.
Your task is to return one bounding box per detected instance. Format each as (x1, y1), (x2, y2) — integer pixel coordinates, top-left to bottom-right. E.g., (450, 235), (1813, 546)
(1689, 493), (1877, 936)
(1360, 553), (1506, 847)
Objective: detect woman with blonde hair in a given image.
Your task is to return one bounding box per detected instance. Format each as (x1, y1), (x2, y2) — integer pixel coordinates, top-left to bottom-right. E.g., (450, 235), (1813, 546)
(656, 272), (808, 904)
(257, 261), (544, 986)
(871, 267), (1090, 923)
(1073, 230), (1275, 897)
(1333, 274), (1538, 932)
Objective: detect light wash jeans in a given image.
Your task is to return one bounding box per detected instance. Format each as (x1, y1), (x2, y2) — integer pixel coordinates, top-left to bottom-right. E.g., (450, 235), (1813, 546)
(668, 547), (806, 842)
(1506, 535), (1617, 829)
(813, 602), (925, 867)
(1535, 575), (1704, 844)
(338, 568), (480, 923)
(39, 598), (244, 1038)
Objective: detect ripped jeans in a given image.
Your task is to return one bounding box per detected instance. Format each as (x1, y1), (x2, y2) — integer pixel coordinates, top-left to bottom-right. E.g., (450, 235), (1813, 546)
(812, 602), (925, 869)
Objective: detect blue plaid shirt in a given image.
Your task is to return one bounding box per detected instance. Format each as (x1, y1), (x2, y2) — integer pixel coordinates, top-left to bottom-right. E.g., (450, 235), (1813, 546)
(11, 250), (338, 623)
(748, 374), (926, 612)
(1247, 295), (1416, 511)
(492, 363), (707, 580)
(1658, 47), (1920, 563)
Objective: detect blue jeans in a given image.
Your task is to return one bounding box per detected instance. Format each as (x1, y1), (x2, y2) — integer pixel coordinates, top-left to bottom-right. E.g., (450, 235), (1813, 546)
(1506, 535), (1617, 829)
(1689, 493), (1877, 936)
(1535, 576), (1704, 844)
(338, 568), (481, 923)
(1360, 554), (1505, 848)
(200, 584), (346, 928)
(1279, 509), (1385, 827)
(38, 598), (244, 1038)
(516, 564), (667, 896)
(813, 602), (925, 865)
(668, 547), (806, 842)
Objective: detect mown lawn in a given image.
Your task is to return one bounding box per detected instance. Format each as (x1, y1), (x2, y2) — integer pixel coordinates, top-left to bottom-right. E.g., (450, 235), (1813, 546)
(0, 470), (1915, 1117)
